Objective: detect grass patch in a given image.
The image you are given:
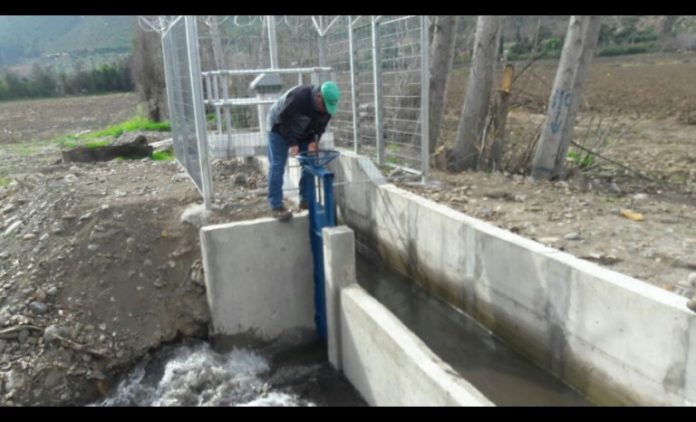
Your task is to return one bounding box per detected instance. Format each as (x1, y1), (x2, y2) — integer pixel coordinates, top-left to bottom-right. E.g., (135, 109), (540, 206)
(54, 116), (171, 151)
(84, 116), (171, 139)
(567, 150), (596, 169)
(151, 150), (175, 161)
(85, 140), (110, 149)
(597, 42), (657, 57)
(0, 177), (12, 187)
(55, 134), (80, 149)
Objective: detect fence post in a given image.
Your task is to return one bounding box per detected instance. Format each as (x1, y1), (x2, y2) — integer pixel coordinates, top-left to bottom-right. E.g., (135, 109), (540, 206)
(267, 16), (279, 69)
(212, 73), (222, 134)
(318, 16), (328, 82)
(348, 16), (360, 154)
(420, 15), (430, 182)
(372, 16), (384, 166)
(222, 73), (232, 140)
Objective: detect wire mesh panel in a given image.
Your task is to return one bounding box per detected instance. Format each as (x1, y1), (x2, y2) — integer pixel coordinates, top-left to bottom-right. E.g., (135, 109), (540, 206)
(378, 15), (428, 177)
(354, 18), (380, 160)
(323, 16), (356, 152)
(324, 15), (428, 182)
(162, 16), (213, 206)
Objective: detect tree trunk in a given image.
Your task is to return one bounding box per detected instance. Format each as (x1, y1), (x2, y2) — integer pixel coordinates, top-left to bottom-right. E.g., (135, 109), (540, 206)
(532, 16), (543, 50)
(208, 17), (228, 70)
(132, 27), (166, 122)
(450, 16), (500, 171)
(531, 16), (599, 180)
(489, 64), (514, 171)
(428, 15), (458, 154)
(553, 16), (601, 178)
(659, 16), (678, 51)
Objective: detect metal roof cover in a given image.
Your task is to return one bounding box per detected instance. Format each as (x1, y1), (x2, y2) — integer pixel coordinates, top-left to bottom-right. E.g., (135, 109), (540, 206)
(249, 73), (283, 94)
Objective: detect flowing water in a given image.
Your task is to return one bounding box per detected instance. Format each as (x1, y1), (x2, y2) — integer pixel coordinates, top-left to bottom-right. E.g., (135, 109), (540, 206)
(94, 339), (365, 407)
(355, 252), (592, 406)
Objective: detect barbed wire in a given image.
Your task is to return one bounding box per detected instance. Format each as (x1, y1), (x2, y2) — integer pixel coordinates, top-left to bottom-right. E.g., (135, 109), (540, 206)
(282, 16), (305, 29)
(231, 16), (261, 27)
(205, 16), (231, 27)
(137, 16), (176, 35)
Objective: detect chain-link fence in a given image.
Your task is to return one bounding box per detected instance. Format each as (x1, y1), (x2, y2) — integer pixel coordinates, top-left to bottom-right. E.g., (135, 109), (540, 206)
(162, 16), (213, 206)
(155, 15), (429, 208)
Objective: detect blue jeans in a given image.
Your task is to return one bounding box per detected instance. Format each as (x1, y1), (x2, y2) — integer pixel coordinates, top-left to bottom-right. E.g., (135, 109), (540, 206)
(267, 131), (310, 209)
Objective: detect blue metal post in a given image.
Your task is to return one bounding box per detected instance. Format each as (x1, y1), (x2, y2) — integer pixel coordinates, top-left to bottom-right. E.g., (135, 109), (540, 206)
(298, 151), (339, 340)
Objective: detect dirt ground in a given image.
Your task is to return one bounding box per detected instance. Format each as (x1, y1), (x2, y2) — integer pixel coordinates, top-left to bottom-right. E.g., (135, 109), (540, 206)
(0, 93), (138, 145)
(447, 52), (696, 122)
(404, 52), (696, 297)
(1, 52), (696, 405)
(0, 98), (272, 404)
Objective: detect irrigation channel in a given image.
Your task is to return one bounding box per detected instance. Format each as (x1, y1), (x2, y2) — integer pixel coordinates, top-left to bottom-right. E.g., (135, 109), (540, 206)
(95, 248), (591, 406)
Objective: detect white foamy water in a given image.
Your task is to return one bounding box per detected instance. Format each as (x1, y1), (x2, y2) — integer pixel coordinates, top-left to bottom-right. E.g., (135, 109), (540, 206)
(97, 342), (312, 406)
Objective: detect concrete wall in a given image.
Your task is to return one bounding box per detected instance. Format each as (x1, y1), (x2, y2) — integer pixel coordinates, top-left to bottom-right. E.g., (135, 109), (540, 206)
(330, 150), (696, 406)
(200, 215), (315, 343)
(322, 226), (355, 372)
(322, 226), (492, 406)
(340, 285), (493, 406)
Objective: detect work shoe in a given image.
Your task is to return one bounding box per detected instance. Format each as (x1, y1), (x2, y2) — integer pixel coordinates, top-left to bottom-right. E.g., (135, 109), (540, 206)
(688, 296), (696, 313)
(299, 200), (309, 210)
(272, 207), (293, 222)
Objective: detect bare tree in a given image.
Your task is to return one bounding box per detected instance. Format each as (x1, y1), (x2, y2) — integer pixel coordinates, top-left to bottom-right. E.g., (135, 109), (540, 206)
(531, 16), (600, 180)
(659, 16), (679, 51)
(429, 15), (459, 154)
(207, 16), (228, 70)
(450, 16), (500, 171)
(489, 63), (514, 171)
(132, 27), (166, 122)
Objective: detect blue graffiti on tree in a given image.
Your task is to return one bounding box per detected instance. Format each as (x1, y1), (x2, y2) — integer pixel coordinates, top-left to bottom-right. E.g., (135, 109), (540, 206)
(549, 89), (573, 134)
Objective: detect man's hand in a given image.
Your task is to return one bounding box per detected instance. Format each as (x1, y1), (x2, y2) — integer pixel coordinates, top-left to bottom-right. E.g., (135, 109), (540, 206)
(289, 145), (299, 156)
(308, 141), (317, 153)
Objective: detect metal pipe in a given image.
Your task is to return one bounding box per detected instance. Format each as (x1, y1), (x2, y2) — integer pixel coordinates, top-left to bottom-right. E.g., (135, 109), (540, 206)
(380, 15), (415, 26)
(202, 67), (332, 76)
(372, 16), (384, 166)
(267, 16), (278, 69)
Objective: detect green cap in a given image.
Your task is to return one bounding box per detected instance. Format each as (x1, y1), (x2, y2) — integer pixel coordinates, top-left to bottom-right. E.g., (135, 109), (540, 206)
(320, 81), (341, 115)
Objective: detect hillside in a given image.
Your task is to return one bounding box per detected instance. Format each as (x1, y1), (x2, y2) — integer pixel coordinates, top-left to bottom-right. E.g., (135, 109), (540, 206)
(0, 16), (134, 66)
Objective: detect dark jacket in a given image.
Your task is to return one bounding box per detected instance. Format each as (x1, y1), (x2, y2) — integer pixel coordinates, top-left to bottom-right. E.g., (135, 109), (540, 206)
(267, 84), (331, 147)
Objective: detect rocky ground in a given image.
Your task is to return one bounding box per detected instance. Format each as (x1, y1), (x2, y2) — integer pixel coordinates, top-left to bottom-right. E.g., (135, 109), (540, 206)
(0, 140), (271, 405)
(397, 166), (696, 297)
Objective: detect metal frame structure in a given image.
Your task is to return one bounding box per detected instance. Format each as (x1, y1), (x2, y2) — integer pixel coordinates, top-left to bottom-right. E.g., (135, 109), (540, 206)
(152, 15), (430, 208)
